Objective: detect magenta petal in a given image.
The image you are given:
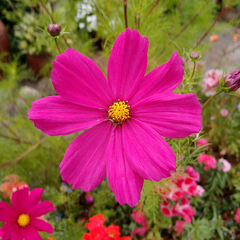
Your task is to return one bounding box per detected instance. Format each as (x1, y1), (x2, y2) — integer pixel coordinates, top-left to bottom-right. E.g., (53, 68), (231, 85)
(23, 225), (42, 240)
(107, 125), (144, 207)
(11, 187), (29, 215)
(51, 48), (112, 108)
(131, 51), (183, 102)
(60, 121), (113, 191)
(0, 223), (14, 240)
(123, 119), (176, 181)
(131, 92), (202, 138)
(108, 28), (149, 101)
(30, 219), (53, 233)
(28, 96), (108, 136)
(26, 189), (44, 211)
(28, 201), (54, 218)
(0, 202), (17, 222)
(11, 227), (24, 240)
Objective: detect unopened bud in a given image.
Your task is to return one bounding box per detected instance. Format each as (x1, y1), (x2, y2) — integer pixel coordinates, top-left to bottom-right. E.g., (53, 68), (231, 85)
(190, 51), (199, 60)
(224, 69), (240, 92)
(47, 24), (61, 37)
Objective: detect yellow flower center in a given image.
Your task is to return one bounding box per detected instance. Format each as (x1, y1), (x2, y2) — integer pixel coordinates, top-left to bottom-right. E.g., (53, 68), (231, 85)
(17, 214), (30, 227)
(108, 100), (130, 123)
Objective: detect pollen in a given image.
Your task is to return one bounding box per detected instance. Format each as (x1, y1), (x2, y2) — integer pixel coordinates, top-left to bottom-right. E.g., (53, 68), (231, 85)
(17, 214), (30, 227)
(109, 100), (130, 123)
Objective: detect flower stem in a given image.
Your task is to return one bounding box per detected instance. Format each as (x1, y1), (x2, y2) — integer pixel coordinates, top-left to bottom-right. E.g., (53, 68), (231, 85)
(123, 0), (128, 28)
(189, 61), (196, 81)
(55, 38), (61, 54)
(202, 90), (223, 109)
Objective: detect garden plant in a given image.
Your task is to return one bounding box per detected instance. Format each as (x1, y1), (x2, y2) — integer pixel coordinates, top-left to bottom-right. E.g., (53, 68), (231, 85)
(1, 0), (240, 240)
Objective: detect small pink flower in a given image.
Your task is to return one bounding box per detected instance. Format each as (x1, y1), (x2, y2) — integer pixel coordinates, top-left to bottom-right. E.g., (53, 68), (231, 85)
(202, 69), (223, 96)
(220, 109), (228, 117)
(195, 185), (205, 196)
(173, 198), (196, 223)
(160, 199), (173, 217)
(198, 154), (217, 170)
(234, 209), (240, 225)
(0, 187), (54, 239)
(28, 28), (202, 207)
(174, 220), (186, 234)
(196, 138), (209, 149)
(220, 149), (227, 156)
(224, 69), (240, 92)
(218, 158), (231, 172)
(186, 166), (200, 181)
(131, 210), (147, 236)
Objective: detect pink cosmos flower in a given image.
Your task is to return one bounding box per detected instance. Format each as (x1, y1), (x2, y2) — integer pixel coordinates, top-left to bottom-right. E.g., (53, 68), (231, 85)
(0, 187), (54, 240)
(218, 158), (231, 172)
(220, 109), (228, 117)
(196, 138), (209, 150)
(198, 154), (217, 170)
(28, 28), (202, 207)
(195, 185), (205, 196)
(234, 209), (240, 225)
(202, 69), (223, 96)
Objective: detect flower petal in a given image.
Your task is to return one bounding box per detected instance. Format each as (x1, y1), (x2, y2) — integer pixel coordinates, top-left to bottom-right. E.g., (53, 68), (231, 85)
(60, 121), (113, 191)
(28, 201), (54, 218)
(26, 189), (44, 211)
(23, 225), (42, 240)
(0, 223), (15, 240)
(130, 52), (183, 102)
(11, 187), (29, 215)
(123, 119), (176, 181)
(11, 227), (24, 240)
(51, 48), (112, 108)
(131, 92), (202, 138)
(108, 28), (149, 101)
(0, 201), (17, 222)
(30, 219), (53, 233)
(28, 96), (108, 136)
(107, 124), (144, 207)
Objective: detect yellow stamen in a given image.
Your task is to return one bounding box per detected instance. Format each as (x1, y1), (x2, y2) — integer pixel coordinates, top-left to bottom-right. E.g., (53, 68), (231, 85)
(109, 100), (130, 123)
(17, 214), (30, 227)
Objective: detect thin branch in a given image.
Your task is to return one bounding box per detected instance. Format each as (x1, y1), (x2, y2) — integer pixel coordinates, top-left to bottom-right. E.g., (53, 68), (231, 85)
(142, 0), (161, 26)
(0, 133), (32, 144)
(0, 136), (49, 170)
(55, 38), (61, 54)
(123, 0), (128, 29)
(194, 6), (227, 49)
(1, 121), (20, 138)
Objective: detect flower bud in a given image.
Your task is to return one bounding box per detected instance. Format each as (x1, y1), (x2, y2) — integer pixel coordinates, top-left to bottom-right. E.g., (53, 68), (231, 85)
(190, 51), (199, 60)
(47, 24), (61, 37)
(224, 70), (240, 92)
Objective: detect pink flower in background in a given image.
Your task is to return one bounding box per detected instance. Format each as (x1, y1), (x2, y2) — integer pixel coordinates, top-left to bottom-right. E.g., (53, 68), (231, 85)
(0, 187), (54, 240)
(174, 220), (187, 234)
(186, 166), (200, 181)
(195, 185), (205, 196)
(0, 174), (28, 199)
(202, 69), (223, 96)
(28, 29), (202, 207)
(220, 109), (228, 117)
(218, 158), (231, 172)
(160, 199), (174, 217)
(234, 209), (240, 225)
(131, 210), (147, 236)
(85, 192), (94, 204)
(198, 154), (217, 170)
(173, 198), (196, 223)
(196, 138), (209, 149)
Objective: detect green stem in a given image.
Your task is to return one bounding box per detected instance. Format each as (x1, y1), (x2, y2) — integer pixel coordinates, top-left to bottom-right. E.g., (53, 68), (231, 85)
(188, 61), (196, 81)
(55, 38), (61, 54)
(202, 90), (223, 109)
